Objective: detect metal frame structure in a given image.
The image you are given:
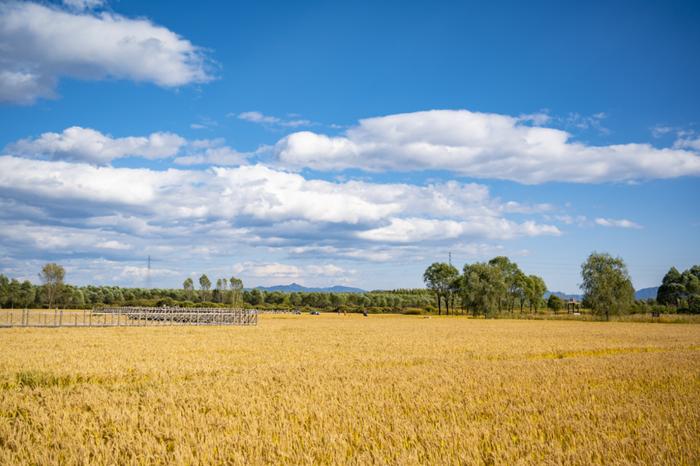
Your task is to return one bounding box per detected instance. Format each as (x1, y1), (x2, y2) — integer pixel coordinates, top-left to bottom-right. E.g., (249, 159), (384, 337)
(0, 306), (257, 328)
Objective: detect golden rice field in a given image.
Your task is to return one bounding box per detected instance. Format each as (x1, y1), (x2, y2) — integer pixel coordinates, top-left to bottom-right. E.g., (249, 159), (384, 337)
(1, 314), (699, 465)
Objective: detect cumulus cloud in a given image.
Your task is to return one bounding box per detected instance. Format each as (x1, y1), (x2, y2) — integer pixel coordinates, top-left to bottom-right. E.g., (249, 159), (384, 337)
(173, 139), (249, 166)
(0, 1), (212, 104)
(5, 126), (186, 164)
(0, 222), (138, 254)
(4, 127), (255, 166)
(594, 218), (642, 229)
(357, 217), (560, 243)
(273, 109), (700, 183)
(0, 156), (559, 246)
(0, 154), (566, 286)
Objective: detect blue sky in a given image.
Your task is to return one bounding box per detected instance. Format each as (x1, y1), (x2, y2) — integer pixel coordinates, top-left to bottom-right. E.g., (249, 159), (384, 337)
(0, 0), (698, 292)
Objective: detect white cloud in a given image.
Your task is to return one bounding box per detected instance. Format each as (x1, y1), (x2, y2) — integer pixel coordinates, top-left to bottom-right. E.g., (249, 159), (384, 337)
(517, 112), (551, 126)
(117, 265), (178, 280)
(233, 262), (300, 278)
(594, 218), (642, 229)
(562, 112), (608, 134)
(62, 0), (105, 11)
(5, 127), (253, 167)
(0, 70), (56, 103)
(0, 155), (192, 205)
(284, 245), (396, 263)
(674, 137), (700, 152)
(274, 109), (700, 183)
(235, 111), (312, 128)
(231, 262), (351, 286)
(5, 126), (186, 164)
(189, 116), (218, 130)
(651, 125), (674, 138)
(0, 222), (137, 252)
(174, 138), (249, 166)
(95, 240), (132, 250)
(0, 156), (560, 246)
(356, 217), (560, 243)
(0, 1), (212, 104)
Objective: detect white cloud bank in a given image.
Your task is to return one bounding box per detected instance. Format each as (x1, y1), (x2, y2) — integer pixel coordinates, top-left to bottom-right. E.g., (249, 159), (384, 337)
(4, 127), (254, 166)
(0, 156), (559, 246)
(6, 126), (186, 164)
(274, 109), (700, 184)
(0, 1), (212, 104)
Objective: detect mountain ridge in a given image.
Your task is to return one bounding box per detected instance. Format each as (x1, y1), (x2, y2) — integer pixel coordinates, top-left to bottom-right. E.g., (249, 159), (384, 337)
(545, 287), (659, 301)
(254, 283), (366, 293)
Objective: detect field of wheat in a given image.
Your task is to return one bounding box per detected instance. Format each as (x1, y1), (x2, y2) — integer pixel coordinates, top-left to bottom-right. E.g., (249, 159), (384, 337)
(1, 313), (699, 465)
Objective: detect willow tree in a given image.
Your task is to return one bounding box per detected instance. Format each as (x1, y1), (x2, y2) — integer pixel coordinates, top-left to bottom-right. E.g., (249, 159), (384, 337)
(199, 274), (211, 301)
(39, 263), (65, 310)
(230, 277), (244, 307)
(183, 278), (194, 300)
(423, 262), (459, 315)
(581, 252), (634, 320)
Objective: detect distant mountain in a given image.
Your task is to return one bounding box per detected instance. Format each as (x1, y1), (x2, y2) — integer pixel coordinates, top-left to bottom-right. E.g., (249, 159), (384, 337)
(635, 287), (658, 300)
(544, 291), (583, 301)
(254, 283), (366, 293)
(545, 287), (659, 301)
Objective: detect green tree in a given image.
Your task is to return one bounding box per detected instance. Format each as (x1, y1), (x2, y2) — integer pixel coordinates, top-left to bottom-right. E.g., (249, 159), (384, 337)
(423, 262), (459, 315)
(657, 267), (684, 306)
(581, 252), (634, 320)
(214, 278), (224, 303)
(488, 256), (522, 312)
(248, 288), (263, 306)
(525, 275), (547, 312)
(461, 262), (504, 316)
(183, 278), (194, 300)
(658, 265), (700, 311)
(39, 263), (65, 310)
(198, 274), (211, 301)
(289, 292), (302, 307)
(265, 291), (285, 305)
(0, 274), (9, 307)
(230, 277), (243, 307)
(547, 294), (563, 313)
(329, 293), (345, 309)
(18, 280), (36, 308)
(7, 279), (20, 309)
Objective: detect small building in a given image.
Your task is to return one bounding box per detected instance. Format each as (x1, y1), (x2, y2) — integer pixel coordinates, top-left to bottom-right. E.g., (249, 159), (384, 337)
(566, 299), (582, 314)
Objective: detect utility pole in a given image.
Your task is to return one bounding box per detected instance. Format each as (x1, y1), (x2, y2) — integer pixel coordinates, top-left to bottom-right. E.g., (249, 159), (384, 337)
(448, 251), (452, 267)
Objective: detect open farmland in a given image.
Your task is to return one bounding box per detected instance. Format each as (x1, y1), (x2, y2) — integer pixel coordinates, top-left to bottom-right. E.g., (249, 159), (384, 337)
(1, 314), (699, 465)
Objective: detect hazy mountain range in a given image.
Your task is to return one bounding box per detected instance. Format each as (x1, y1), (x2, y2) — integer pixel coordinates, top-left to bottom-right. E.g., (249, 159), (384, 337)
(545, 287), (659, 301)
(254, 283), (366, 293)
(255, 284), (660, 300)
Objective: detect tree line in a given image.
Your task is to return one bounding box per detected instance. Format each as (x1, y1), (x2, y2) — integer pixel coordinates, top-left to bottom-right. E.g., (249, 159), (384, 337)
(656, 265), (700, 313)
(0, 264), (433, 312)
(2, 257), (698, 317)
(423, 252), (696, 319)
(423, 256), (547, 316)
